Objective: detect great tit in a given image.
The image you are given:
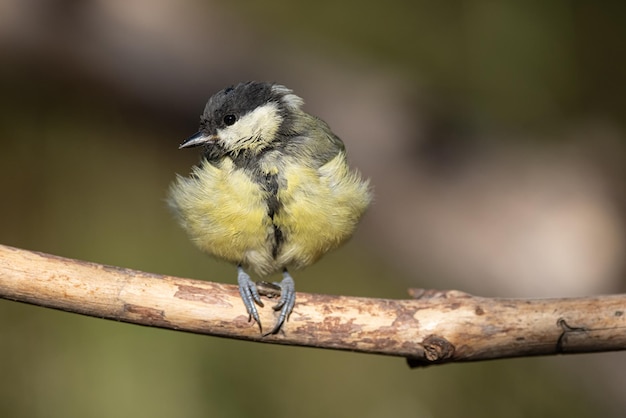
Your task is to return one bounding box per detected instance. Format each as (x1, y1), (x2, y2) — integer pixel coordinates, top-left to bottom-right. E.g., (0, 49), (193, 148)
(168, 81), (371, 335)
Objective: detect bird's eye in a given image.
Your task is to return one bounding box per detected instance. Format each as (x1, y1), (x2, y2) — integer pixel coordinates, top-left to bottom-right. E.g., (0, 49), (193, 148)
(223, 114), (237, 126)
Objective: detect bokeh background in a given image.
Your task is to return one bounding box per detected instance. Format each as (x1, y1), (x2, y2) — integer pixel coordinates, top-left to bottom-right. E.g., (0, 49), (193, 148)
(1, 1), (625, 417)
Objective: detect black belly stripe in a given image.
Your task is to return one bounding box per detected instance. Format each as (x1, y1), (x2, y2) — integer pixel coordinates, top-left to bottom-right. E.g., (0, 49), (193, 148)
(272, 226), (283, 258)
(264, 172), (284, 259)
(228, 150), (285, 259)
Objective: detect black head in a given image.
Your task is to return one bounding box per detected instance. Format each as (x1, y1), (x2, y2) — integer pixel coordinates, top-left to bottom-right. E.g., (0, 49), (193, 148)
(180, 82), (304, 152)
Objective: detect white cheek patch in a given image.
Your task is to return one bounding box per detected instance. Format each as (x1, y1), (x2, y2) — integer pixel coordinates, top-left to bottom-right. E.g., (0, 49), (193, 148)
(217, 102), (283, 151)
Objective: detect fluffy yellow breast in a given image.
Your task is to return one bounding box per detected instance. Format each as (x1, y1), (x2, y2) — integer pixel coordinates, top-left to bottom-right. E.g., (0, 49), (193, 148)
(168, 158), (275, 272)
(168, 152), (371, 276)
(274, 152), (371, 269)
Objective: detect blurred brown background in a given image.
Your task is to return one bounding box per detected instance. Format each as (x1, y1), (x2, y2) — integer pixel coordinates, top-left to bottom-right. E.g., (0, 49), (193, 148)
(1, 1), (625, 417)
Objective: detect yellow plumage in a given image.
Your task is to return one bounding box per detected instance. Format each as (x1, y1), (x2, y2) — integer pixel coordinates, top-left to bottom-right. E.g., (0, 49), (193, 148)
(169, 151), (370, 276)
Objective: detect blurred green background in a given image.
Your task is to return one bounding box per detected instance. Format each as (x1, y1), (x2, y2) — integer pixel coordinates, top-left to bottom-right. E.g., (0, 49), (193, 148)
(1, 1), (625, 417)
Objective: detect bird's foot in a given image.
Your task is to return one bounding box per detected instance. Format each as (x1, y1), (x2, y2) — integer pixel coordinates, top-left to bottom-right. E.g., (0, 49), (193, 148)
(263, 271), (296, 336)
(237, 267), (296, 335)
(237, 266), (264, 332)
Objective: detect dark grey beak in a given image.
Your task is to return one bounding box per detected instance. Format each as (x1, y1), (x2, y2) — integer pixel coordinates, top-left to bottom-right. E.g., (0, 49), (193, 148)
(179, 132), (217, 149)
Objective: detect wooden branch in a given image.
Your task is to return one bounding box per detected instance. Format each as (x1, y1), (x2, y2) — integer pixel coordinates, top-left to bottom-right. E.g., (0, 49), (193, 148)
(1, 244), (625, 367)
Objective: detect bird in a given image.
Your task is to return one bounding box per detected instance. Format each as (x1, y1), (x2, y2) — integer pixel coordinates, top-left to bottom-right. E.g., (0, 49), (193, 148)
(168, 81), (371, 335)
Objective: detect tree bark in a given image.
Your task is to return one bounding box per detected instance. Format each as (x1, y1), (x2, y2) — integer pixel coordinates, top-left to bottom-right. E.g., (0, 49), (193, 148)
(0, 244), (625, 367)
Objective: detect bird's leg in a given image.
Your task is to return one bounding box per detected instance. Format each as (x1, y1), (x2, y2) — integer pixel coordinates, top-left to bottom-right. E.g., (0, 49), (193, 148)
(264, 269), (296, 336)
(237, 265), (264, 331)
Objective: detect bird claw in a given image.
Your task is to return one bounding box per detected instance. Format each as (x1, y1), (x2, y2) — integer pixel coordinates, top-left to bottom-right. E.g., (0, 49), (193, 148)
(237, 266), (263, 332)
(263, 272), (296, 336)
